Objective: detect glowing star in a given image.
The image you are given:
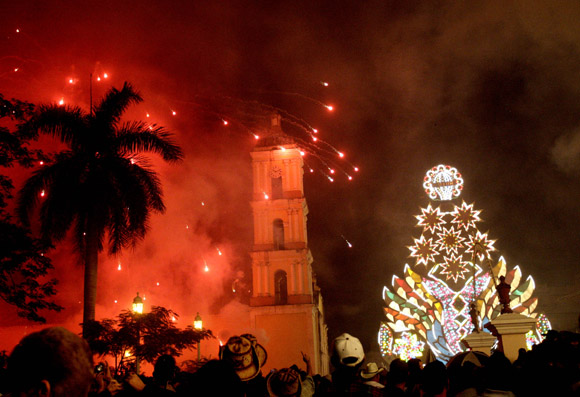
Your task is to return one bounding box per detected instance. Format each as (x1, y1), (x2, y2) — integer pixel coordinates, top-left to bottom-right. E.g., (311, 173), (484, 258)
(117, 263), (122, 271)
(222, 119), (228, 125)
(204, 264), (209, 272)
(299, 150), (305, 156)
(217, 248), (222, 256)
(436, 226), (465, 255)
(263, 192), (269, 199)
(423, 165), (464, 201)
(392, 332), (425, 361)
(312, 128), (318, 133)
(325, 104), (334, 111)
(329, 169), (335, 174)
(348, 175), (353, 181)
(16, 29), (20, 33)
(156, 282), (160, 286)
(103, 73), (108, 79)
(68, 78), (74, 84)
(253, 134), (260, 140)
(451, 202), (481, 231)
(58, 98), (64, 106)
(312, 136), (318, 142)
(338, 152), (344, 158)
(416, 204), (446, 234)
(465, 231), (495, 259)
(39, 161), (44, 165)
(354, 166), (359, 172)
(146, 113), (150, 118)
(201, 202), (205, 206)
(14, 68), (19, 72)
(408, 235), (437, 266)
(40, 190), (45, 197)
(438, 253), (470, 283)
(321, 81), (329, 87)
(97, 76), (101, 81)
(172, 110), (177, 116)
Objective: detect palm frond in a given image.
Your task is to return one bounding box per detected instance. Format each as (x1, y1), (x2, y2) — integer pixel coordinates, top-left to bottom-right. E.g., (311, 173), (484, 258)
(94, 82), (142, 126)
(116, 121), (183, 162)
(22, 105), (88, 148)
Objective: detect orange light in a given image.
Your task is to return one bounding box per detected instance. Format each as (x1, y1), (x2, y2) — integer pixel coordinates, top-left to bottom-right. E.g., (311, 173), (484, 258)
(300, 151), (305, 156)
(97, 76), (101, 81)
(14, 68), (19, 72)
(312, 128), (318, 133)
(40, 190), (45, 197)
(146, 113), (150, 118)
(204, 264), (209, 272)
(117, 263), (122, 271)
(58, 98), (64, 106)
(172, 110), (176, 116)
(354, 166), (359, 172)
(253, 134), (260, 140)
(263, 192), (269, 200)
(312, 137), (318, 142)
(39, 161), (44, 165)
(16, 29), (20, 33)
(222, 119), (228, 125)
(330, 169), (335, 174)
(338, 152), (344, 158)
(326, 105), (334, 111)
(68, 78), (74, 84)
(103, 73), (108, 79)
(348, 175), (353, 181)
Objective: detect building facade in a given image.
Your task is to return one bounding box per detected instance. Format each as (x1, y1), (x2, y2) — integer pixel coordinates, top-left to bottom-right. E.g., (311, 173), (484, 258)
(248, 114), (329, 375)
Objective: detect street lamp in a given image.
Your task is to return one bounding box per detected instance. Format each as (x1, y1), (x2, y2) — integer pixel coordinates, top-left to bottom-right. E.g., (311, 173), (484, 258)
(132, 293), (144, 373)
(194, 312), (202, 361)
(132, 292), (143, 314)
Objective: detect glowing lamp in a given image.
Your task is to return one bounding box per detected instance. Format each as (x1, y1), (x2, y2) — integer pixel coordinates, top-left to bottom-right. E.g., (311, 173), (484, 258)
(194, 312), (203, 330)
(132, 293), (143, 314)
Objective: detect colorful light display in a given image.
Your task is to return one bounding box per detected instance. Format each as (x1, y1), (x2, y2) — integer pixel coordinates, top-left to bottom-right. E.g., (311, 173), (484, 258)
(392, 332), (425, 361)
(380, 165), (550, 362)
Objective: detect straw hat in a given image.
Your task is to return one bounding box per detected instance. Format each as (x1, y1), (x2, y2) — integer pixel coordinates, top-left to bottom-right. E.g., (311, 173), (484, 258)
(360, 362), (385, 379)
(219, 334), (267, 381)
(266, 368), (302, 396)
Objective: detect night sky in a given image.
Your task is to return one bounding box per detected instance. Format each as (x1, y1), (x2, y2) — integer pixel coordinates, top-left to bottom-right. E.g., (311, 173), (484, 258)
(1, 1), (580, 357)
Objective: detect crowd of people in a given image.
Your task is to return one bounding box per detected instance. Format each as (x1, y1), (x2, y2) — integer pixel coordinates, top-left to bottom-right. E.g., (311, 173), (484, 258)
(0, 326), (579, 396)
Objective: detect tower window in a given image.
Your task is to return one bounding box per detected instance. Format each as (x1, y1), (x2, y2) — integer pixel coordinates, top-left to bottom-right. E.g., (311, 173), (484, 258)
(273, 219), (285, 250)
(275, 270), (288, 305)
(271, 176), (283, 199)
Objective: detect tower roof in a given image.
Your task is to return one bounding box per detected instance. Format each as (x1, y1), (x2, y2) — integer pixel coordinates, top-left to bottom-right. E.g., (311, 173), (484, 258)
(254, 113), (296, 149)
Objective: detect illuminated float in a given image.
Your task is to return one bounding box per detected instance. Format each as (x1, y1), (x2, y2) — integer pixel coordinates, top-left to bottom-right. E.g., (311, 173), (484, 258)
(379, 165), (551, 362)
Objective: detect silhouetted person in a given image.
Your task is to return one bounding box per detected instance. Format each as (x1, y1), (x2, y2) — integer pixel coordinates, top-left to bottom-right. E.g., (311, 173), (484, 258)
(6, 327), (94, 397)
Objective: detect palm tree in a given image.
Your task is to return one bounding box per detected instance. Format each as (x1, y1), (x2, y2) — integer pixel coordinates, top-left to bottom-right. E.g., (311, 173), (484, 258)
(17, 83), (183, 333)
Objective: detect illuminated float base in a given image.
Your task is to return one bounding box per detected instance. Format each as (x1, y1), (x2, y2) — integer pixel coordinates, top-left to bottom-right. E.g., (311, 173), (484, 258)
(491, 312), (537, 362)
(461, 331), (497, 355)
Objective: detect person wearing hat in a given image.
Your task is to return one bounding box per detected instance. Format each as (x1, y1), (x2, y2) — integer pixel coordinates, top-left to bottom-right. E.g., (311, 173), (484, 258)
(328, 333), (365, 394)
(220, 334), (268, 396)
(266, 367), (309, 397)
(343, 361), (387, 396)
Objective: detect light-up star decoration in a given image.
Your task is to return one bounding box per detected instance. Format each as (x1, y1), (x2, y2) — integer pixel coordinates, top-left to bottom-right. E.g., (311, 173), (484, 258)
(416, 204), (446, 234)
(409, 235), (437, 267)
(436, 226), (464, 255)
(380, 165), (551, 362)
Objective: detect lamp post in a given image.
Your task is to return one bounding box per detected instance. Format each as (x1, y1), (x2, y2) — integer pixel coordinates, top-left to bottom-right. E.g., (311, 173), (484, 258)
(194, 312), (202, 361)
(132, 293), (144, 373)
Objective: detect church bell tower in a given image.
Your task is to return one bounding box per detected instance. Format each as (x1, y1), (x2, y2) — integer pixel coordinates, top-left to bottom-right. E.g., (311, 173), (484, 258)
(249, 114), (329, 375)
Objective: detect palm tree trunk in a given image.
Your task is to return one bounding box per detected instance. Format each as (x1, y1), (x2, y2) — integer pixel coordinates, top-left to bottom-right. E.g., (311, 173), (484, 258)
(82, 224), (99, 336)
